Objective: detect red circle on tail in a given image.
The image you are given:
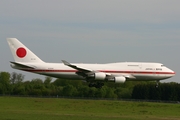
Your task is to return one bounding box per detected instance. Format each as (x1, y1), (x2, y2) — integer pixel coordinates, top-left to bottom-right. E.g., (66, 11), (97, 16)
(16, 47), (27, 58)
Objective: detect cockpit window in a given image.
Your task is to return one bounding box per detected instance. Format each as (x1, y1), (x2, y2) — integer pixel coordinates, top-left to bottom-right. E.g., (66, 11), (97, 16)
(161, 65), (165, 67)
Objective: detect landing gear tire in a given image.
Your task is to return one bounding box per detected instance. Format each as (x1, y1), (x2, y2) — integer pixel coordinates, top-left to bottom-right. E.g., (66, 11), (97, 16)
(95, 82), (104, 88)
(88, 82), (104, 88)
(88, 83), (95, 87)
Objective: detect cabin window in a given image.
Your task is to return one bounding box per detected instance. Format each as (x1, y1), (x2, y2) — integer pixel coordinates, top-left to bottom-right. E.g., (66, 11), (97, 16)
(156, 68), (162, 70)
(146, 68), (153, 70)
(128, 65), (139, 67)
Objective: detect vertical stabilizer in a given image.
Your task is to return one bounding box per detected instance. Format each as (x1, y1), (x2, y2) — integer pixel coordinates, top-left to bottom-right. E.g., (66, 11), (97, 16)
(7, 38), (44, 63)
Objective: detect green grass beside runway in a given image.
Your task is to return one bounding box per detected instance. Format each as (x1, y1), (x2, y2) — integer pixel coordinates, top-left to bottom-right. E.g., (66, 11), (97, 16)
(0, 97), (180, 120)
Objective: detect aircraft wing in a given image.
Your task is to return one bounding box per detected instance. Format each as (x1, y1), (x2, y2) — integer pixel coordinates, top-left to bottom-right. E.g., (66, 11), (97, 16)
(62, 60), (136, 79)
(121, 74), (136, 79)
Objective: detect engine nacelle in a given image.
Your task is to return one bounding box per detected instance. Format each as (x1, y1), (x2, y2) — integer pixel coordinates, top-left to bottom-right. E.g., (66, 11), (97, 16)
(108, 76), (126, 83)
(114, 76), (126, 83)
(88, 72), (106, 80)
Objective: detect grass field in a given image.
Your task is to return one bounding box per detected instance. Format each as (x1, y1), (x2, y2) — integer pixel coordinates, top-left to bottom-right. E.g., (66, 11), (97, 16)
(0, 97), (180, 120)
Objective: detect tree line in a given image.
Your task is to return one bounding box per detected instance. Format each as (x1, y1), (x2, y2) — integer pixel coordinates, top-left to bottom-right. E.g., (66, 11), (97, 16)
(0, 71), (179, 101)
(132, 83), (180, 101)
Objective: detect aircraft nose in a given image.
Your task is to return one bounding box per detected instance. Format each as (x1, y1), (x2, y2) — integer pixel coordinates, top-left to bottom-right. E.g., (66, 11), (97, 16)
(172, 71), (176, 76)
(169, 70), (175, 77)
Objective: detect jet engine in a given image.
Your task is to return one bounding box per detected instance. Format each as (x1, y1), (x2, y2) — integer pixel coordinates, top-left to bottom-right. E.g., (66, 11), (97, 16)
(108, 76), (126, 83)
(88, 72), (106, 80)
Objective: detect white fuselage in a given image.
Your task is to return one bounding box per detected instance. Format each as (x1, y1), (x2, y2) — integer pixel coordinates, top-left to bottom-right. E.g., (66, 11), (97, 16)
(12, 62), (175, 81)
(7, 38), (175, 87)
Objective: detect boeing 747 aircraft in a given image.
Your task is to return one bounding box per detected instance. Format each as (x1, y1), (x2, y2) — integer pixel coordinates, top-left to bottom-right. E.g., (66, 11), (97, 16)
(7, 38), (175, 88)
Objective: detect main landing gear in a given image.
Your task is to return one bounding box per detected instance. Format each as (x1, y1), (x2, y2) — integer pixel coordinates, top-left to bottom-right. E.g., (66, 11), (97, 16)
(88, 82), (104, 88)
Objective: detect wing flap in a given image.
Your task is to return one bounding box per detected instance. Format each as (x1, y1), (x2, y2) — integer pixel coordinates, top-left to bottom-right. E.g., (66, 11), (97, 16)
(123, 74), (136, 79)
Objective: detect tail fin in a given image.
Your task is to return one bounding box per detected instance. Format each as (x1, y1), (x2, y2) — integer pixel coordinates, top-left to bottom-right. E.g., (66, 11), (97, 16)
(7, 38), (44, 63)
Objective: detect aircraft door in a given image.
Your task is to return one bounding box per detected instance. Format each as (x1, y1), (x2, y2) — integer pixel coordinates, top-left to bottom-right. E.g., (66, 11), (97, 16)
(139, 64), (142, 69)
(153, 68), (157, 77)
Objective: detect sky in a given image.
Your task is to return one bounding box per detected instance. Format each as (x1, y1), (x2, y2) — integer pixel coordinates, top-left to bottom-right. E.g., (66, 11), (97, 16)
(0, 0), (180, 82)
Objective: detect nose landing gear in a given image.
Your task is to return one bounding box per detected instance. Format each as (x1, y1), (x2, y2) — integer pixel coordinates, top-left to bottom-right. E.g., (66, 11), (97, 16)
(156, 80), (160, 88)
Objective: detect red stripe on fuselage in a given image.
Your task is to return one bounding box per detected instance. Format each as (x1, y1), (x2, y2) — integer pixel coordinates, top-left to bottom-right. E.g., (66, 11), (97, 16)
(20, 69), (175, 75)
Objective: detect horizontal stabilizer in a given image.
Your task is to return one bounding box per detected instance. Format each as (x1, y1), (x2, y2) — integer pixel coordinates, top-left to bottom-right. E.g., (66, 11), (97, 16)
(10, 61), (35, 69)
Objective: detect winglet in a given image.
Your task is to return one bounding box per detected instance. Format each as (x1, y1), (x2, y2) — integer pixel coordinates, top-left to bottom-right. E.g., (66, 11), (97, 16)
(61, 60), (91, 72)
(62, 60), (71, 66)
